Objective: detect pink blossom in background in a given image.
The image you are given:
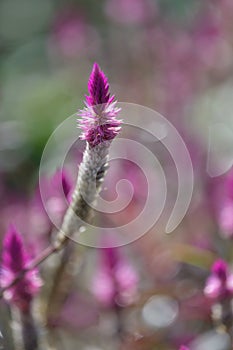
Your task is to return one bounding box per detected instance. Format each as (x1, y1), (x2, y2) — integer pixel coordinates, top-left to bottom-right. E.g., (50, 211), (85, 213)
(218, 201), (233, 238)
(143, 1), (233, 122)
(48, 292), (99, 330)
(193, 8), (233, 74)
(204, 259), (233, 301)
(0, 194), (51, 258)
(212, 0), (233, 12)
(215, 168), (233, 238)
(40, 168), (73, 229)
(0, 169), (72, 256)
(194, 13), (223, 68)
(50, 9), (99, 59)
(225, 169), (233, 200)
(51, 168), (73, 202)
(0, 225), (42, 312)
(104, 0), (157, 25)
(147, 27), (202, 118)
(92, 237), (138, 307)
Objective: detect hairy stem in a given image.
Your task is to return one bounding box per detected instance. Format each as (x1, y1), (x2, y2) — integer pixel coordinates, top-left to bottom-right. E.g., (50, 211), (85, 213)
(0, 142), (110, 300)
(55, 141), (109, 246)
(46, 142), (110, 320)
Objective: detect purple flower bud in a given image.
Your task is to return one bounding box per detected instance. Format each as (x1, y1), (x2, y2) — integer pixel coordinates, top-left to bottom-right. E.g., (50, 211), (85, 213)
(0, 225), (42, 312)
(78, 63), (121, 147)
(92, 238), (138, 307)
(211, 259), (228, 282)
(86, 62), (114, 107)
(204, 259), (233, 301)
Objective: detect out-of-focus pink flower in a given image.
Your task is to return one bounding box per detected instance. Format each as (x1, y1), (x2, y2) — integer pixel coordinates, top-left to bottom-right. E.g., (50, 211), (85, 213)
(48, 292), (99, 330)
(92, 238), (138, 307)
(0, 225), (42, 312)
(78, 63), (121, 147)
(0, 169), (72, 256)
(51, 168), (73, 201)
(50, 9), (99, 58)
(194, 13), (223, 68)
(40, 168), (73, 228)
(204, 259), (233, 301)
(179, 346), (190, 350)
(147, 26), (201, 118)
(105, 0), (157, 25)
(218, 201), (233, 238)
(225, 169), (233, 200)
(215, 168), (233, 238)
(212, 0), (233, 14)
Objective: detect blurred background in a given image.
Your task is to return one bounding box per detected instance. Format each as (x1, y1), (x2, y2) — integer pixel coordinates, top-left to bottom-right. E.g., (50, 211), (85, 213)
(1, 0), (233, 349)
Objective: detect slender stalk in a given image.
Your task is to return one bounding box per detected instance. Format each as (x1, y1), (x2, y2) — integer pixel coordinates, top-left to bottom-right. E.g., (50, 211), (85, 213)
(21, 307), (38, 350)
(54, 141), (110, 247)
(114, 304), (125, 341)
(0, 301), (15, 350)
(46, 141), (110, 320)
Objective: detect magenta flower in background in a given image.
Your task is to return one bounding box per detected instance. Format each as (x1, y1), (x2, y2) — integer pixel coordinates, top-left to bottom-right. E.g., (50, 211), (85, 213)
(218, 200), (233, 238)
(50, 8), (99, 59)
(204, 259), (233, 301)
(225, 169), (233, 200)
(105, 0), (157, 25)
(92, 239), (138, 307)
(0, 169), (73, 257)
(216, 168), (233, 238)
(179, 346), (190, 350)
(78, 63), (121, 147)
(40, 168), (73, 229)
(0, 225), (42, 312)
(51, 168), (73, 201)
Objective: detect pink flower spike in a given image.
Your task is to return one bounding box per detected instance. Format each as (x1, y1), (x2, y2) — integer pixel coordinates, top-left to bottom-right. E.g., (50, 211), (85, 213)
(0, 225), (42, 312)
(92, 268), (115, 307)
(91, 237), (138, 307)
(204, 275), (222, 299)
(204, 259), (233, 301)
(211, 259), (228, 282)
(77, 63), (121, 147)
(86, 63), (114, 107)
